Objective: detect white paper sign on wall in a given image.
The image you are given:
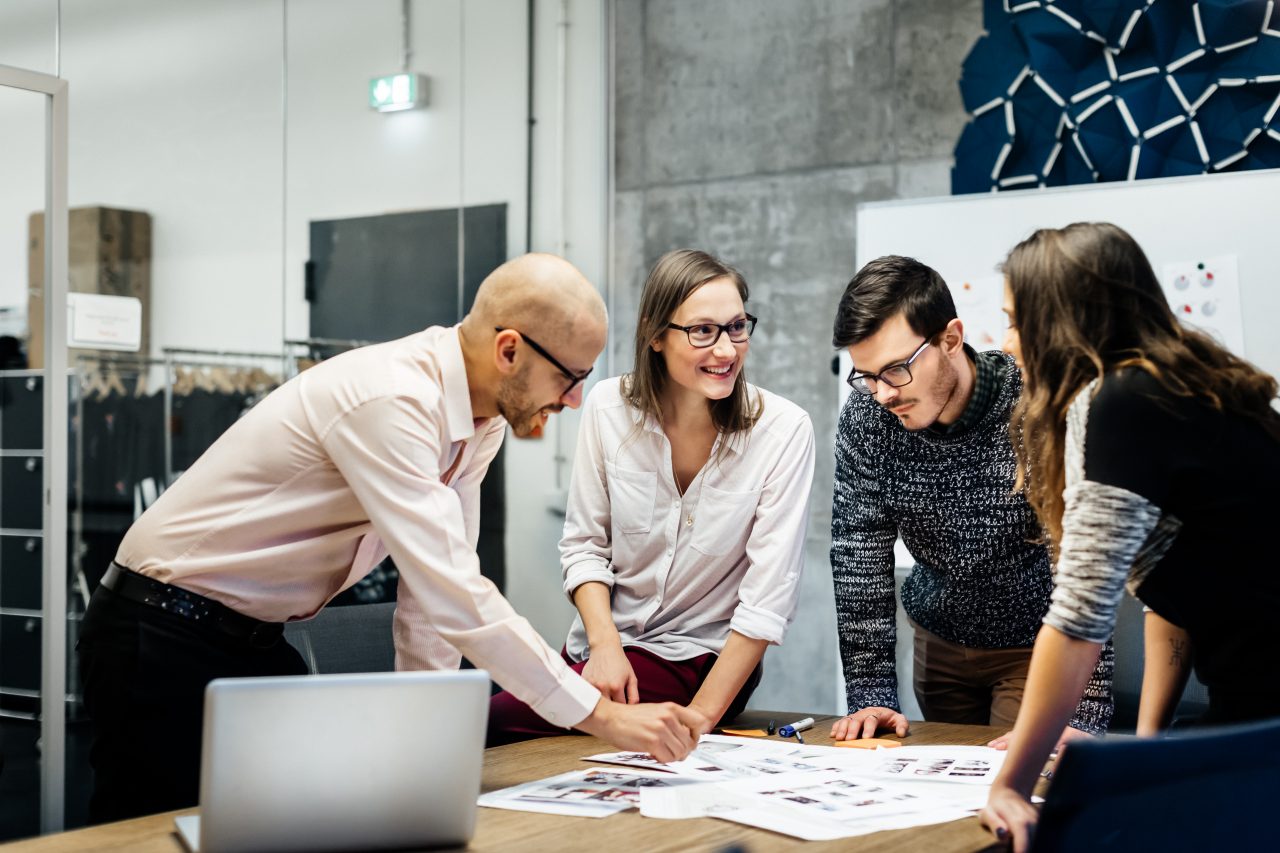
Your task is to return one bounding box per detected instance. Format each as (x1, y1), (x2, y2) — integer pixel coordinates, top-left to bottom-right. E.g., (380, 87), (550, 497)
(67, 292), (142, 351)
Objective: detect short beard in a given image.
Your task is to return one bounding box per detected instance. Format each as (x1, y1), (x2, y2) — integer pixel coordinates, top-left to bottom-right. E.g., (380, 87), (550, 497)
(496, 365), (541, 438)
(925, 350), (960, 427)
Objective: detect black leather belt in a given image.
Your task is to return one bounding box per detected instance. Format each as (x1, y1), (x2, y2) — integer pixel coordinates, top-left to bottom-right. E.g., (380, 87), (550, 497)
(100, 562), (284, 648)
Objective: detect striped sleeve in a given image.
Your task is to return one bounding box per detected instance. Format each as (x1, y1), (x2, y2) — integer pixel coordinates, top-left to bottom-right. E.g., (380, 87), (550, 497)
(1045, 381), (1180, 645)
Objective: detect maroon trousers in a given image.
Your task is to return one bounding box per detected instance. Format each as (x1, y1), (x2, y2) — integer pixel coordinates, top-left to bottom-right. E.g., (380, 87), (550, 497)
(487, 645), (761, 747)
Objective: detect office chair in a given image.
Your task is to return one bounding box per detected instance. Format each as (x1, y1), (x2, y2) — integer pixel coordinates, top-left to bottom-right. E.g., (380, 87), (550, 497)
(283, 602), (397, 674)
(1032, 716), (1280, 851)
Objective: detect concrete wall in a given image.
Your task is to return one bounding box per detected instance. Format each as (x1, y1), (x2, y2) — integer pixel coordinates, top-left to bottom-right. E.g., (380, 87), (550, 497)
(611, 0), (984, 714)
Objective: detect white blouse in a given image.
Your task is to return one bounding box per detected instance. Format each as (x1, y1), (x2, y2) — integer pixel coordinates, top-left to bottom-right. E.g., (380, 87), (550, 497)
(561, 377), (816, 662)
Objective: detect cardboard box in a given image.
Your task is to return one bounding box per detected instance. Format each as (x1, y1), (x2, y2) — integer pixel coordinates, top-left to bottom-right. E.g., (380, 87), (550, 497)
(27, 206), (152, 368)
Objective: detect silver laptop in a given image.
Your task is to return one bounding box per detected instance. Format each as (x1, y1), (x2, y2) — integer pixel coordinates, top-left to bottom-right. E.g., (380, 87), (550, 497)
(175, 669), (489, 853)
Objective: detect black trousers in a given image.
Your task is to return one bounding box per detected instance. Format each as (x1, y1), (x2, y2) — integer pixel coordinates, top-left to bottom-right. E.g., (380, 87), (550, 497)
(76, 584), (307, 824)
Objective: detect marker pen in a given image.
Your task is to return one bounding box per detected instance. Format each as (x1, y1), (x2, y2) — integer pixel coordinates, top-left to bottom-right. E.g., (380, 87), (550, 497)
(778, 717), (814, 741)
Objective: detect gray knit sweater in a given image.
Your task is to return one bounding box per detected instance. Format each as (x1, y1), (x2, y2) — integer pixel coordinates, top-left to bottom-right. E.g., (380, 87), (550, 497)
(831, 351), (1114, 734)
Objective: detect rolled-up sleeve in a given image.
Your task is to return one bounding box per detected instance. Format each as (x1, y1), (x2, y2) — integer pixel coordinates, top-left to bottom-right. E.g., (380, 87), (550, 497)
(323, 396), (600, 728)
(560, 391), (616, 597)
(730, 412), (816, 644)
(1045, 480), (1164, 644)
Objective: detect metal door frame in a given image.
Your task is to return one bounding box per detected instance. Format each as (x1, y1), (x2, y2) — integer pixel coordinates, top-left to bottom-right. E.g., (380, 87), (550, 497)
(0, 61), (70, 833)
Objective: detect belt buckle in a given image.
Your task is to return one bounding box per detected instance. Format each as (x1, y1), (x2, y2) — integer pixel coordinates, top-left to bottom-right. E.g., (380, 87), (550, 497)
(160, 594), (204, 622)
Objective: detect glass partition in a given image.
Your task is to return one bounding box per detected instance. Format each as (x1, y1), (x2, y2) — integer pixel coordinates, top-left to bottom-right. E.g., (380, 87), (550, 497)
(0, 75), (60, 842)
(0, 0), (532, 837)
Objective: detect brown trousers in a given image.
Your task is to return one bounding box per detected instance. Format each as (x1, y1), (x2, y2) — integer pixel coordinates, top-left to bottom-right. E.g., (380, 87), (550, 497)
(911, 621), (1032, 728)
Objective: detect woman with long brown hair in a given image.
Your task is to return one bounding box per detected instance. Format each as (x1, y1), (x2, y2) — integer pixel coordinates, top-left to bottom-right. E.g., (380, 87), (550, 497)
(487, 249), (816, 744)
(981, 222), (1280, 849)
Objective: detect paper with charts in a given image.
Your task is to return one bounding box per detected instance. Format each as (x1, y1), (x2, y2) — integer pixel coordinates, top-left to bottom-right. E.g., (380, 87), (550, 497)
(480, 735), (1007, 840)
(476, 766), (704, 818)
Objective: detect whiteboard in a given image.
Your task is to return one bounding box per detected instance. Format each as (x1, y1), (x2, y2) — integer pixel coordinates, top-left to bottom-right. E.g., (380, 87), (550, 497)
(852, 169), (1280, 383)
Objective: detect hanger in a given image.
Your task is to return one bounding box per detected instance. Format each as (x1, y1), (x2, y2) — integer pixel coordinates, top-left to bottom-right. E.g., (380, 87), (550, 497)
(173, 366), (195, 396)
(208, 366), (237, 395)
(79, 365), (105, 400)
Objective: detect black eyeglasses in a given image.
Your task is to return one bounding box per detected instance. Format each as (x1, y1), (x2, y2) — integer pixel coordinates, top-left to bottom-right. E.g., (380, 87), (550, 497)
(495, 326), (593, 396)
(846, 338), (931, 395)
(666, 314), (758, 348)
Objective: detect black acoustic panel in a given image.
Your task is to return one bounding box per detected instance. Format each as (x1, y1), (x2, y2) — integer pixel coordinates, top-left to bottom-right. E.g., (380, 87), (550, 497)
(0, 375), (42, 450)
(0, 536), (41, 610)
(0, 614), (41, 690)
(0, 456), (42, 531)
(307, 204), (507, 345)
(954, 1), (1280, 193)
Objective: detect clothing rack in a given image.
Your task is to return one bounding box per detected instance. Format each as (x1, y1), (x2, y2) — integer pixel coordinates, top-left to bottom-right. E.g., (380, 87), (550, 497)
(283, 336), (375, 350)
(68, 352), (290, 606)
(160, 346), (290, 361)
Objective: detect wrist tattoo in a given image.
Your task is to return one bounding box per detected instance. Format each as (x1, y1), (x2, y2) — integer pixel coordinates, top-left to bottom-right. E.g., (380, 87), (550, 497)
(1168, 637), (1186, 667)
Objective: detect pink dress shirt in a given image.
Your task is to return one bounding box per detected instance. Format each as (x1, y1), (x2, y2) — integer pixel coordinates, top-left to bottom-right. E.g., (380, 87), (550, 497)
(116, 326), (601, 728)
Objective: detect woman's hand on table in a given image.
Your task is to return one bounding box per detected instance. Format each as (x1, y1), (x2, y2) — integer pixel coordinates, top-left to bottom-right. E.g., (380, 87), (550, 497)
(980, 784), (1039, 852)
(683, 704), (717, 739)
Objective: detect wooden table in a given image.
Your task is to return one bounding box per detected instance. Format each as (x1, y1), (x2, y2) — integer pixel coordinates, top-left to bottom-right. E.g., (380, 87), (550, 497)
(2, 711), (1010, 852)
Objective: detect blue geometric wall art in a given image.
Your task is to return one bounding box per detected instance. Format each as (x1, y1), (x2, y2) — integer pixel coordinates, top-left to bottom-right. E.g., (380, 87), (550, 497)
(953, 0), (1280, 193)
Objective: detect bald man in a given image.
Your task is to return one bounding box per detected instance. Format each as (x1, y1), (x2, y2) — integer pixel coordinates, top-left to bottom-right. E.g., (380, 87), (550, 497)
(76, 254), (701, 823)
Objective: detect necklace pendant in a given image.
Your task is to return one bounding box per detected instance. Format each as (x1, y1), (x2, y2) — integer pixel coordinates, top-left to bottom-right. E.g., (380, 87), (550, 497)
(686, 514), (693, 527)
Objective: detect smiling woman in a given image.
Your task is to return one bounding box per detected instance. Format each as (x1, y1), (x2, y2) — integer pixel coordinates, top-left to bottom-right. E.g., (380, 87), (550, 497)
(487, 249), (818, 746)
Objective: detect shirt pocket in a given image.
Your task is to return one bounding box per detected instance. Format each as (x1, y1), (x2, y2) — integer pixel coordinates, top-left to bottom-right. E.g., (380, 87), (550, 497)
(691, 483), (761, 557)
(604, 461), (657, 534)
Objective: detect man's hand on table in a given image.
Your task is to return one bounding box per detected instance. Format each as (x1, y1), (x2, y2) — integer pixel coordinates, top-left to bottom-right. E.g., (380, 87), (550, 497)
(830, 706), (910, 740)
(575, 696), (700, 763)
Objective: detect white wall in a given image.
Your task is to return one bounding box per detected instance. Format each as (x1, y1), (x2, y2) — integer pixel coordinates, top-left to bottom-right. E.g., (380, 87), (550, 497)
(68, 0), (286, 354)
(0, 87), (46, 322)
(0, 0), (604, 647)
(0, 0), (59, 318)
(501, 0), (608, 645)
(281, 0), (532, 340)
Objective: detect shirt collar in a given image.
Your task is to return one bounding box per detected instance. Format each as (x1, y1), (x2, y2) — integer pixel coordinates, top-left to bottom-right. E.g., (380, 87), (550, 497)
(926, 344), (1005, 437)
(437, 325), (485, 444)
(635, 395), (749, 457)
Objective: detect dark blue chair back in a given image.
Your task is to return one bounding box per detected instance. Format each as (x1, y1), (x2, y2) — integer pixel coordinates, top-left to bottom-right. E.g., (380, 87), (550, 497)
(1033, 716), (1280, 851)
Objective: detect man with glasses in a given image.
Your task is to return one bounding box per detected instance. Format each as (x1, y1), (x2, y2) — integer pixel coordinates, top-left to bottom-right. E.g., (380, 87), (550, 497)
(826, 255), (1113, 748)
(77, 253), (702, 823)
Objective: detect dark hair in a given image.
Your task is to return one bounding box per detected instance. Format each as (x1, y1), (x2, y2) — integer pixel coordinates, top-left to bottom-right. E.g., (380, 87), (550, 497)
(1004, 221), (1280, 546)
(832, 255), (957, 348)
(623, 249), (762, 444)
